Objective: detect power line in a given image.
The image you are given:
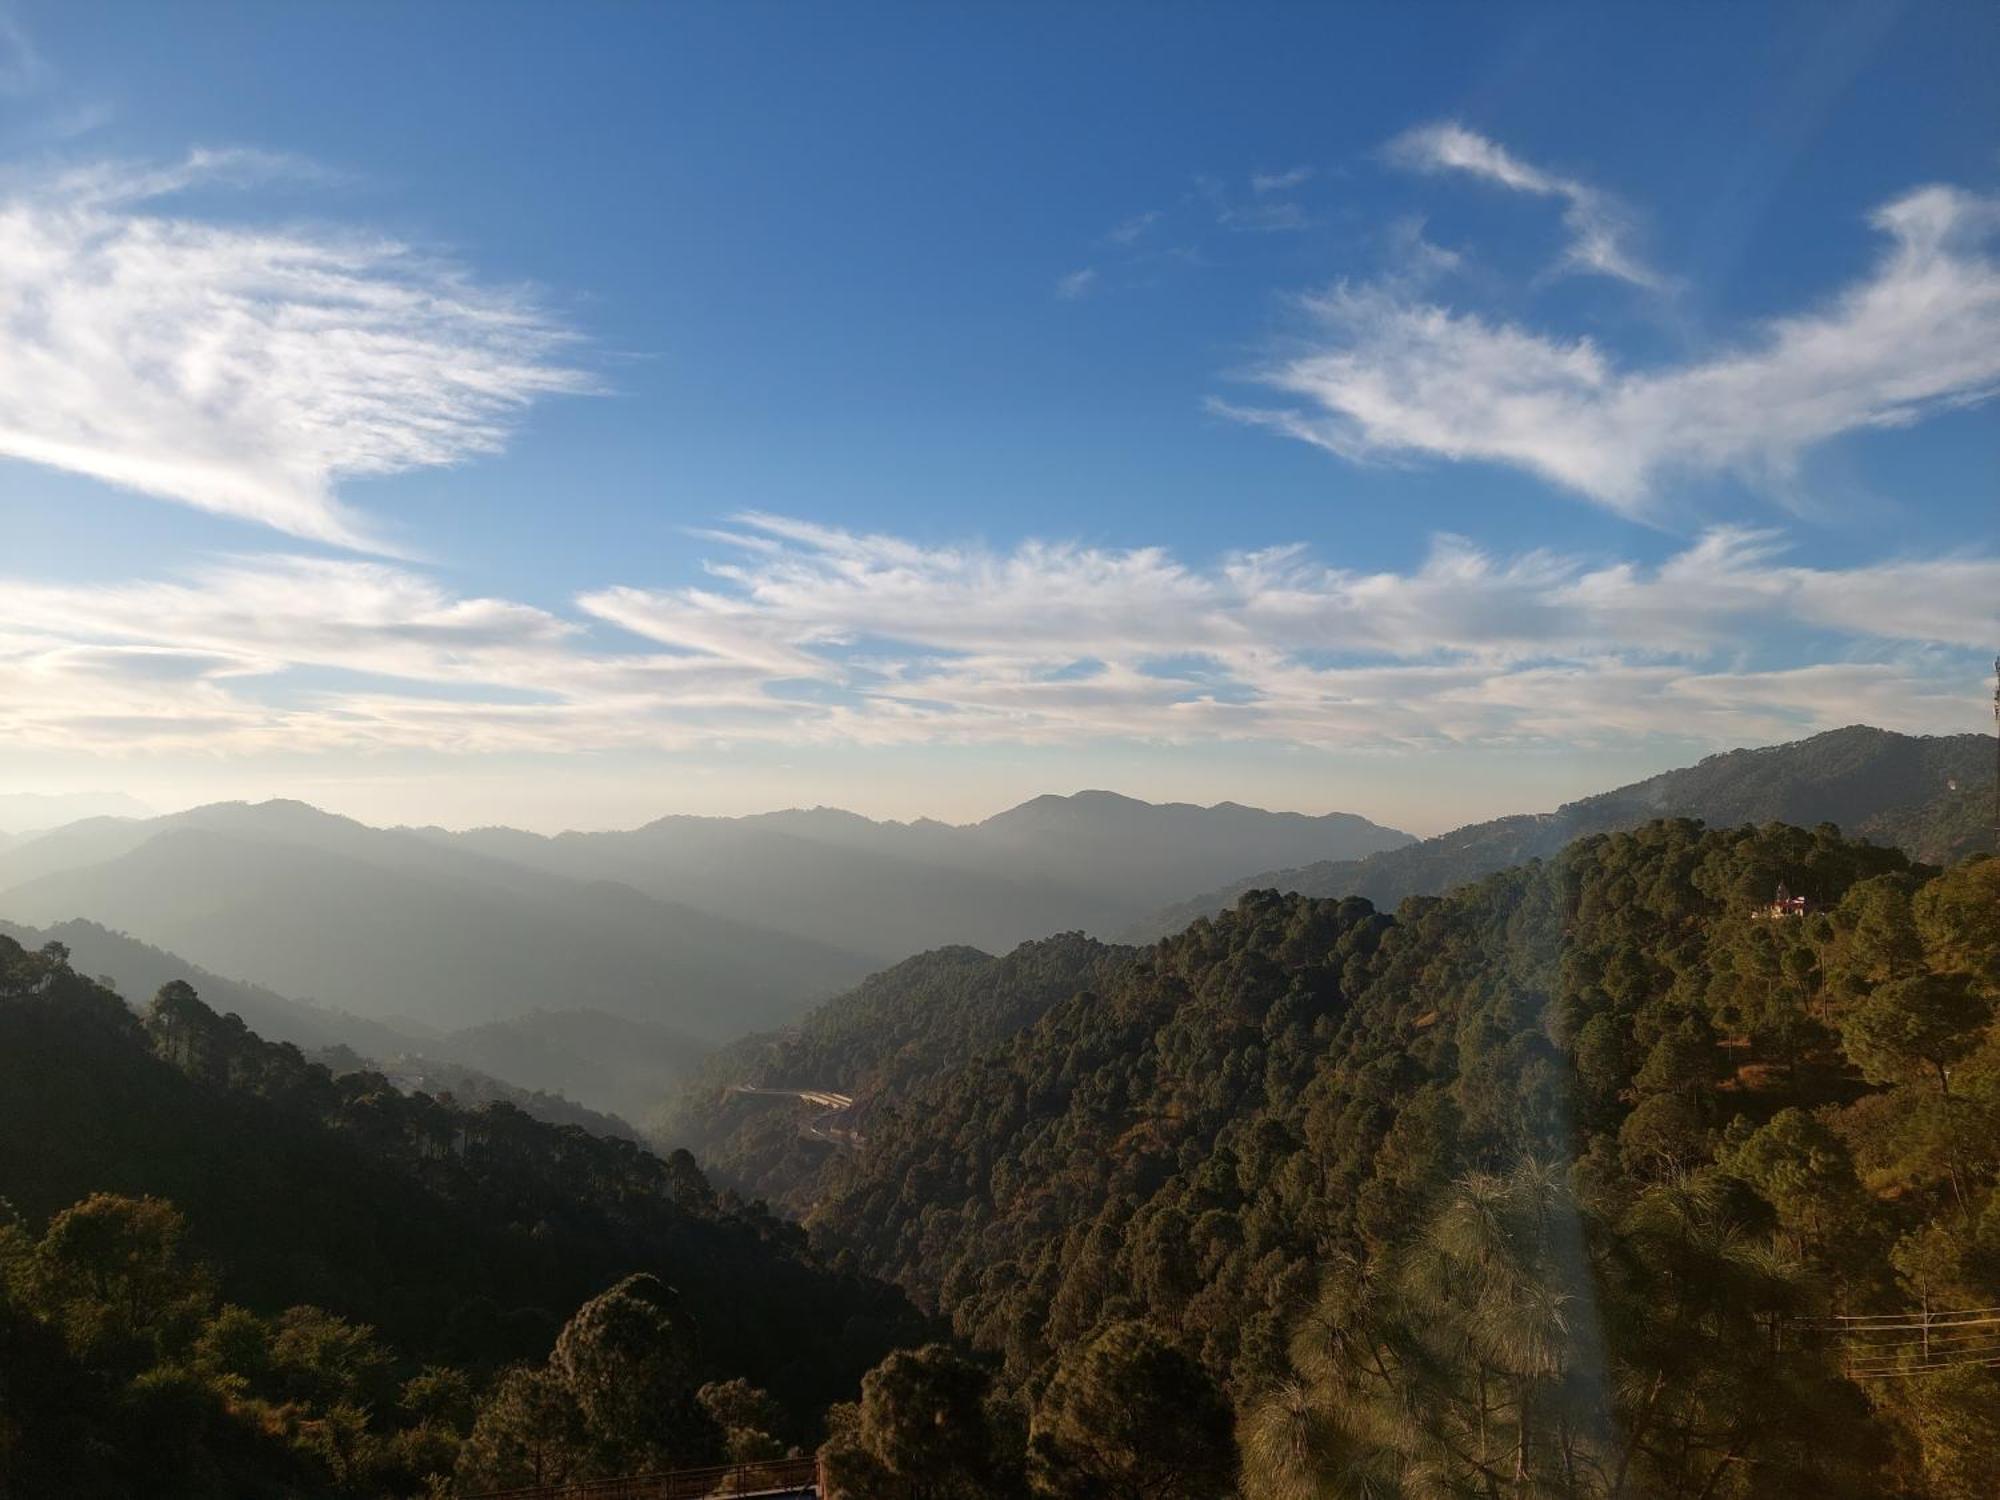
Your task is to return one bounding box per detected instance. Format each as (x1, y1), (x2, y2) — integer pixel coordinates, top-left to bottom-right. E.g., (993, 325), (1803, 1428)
(1827, 1317), (2000, 1336)
(1789, 1304), (2000, 1380)
(1795, 1315), (2000, 1335)
(1803, 1303), (2000, 1322)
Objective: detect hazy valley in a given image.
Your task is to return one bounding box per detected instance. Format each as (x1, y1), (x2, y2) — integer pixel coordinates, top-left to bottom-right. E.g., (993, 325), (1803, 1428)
(4, 10), (1995, 1494)
(5, 724), (1995, 1497)
(2, 727), (1979, 1123)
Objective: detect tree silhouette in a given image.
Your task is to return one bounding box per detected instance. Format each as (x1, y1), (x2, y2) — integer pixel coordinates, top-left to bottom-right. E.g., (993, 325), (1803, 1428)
(1027, 1321), (1236, 1500)
(550, 1272), (710, 1470)
(821, 1342), (1002, 1499)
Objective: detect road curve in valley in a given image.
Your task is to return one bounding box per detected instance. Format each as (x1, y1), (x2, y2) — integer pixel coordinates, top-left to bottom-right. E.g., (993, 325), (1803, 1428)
(726, 1083), (866, 1146)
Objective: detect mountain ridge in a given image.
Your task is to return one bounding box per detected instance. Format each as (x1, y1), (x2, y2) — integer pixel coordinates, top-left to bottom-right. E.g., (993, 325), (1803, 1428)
(1133, 725), (1993, 939)
(361, 789), (1413, 963)
(0, 819), (873, 1039)
(0, 786), (1408, 1057)
(0, 915), (697, 1129)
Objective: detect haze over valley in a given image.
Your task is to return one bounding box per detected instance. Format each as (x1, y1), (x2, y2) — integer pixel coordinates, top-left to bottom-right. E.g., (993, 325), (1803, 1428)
(2, 4), (1996, 1497)
(1, 725), (1984, 1128)
(0, 788), (1409, 1033)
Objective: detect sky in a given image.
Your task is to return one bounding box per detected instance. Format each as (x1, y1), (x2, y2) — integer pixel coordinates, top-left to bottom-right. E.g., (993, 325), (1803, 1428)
(0, 0), (1995, 835)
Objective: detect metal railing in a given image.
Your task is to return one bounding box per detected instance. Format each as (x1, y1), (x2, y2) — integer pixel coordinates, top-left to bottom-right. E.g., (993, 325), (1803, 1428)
(473, 1455), (821, 1500)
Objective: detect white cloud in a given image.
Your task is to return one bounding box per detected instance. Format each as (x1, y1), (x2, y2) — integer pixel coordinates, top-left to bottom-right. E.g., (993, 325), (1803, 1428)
(1055, 266), (1098, 300)
(0, 554), (578, 681)
(1105, 210), (1162, 246)
(1223, 184), (2000, 517)
(1252, 166), (1313, 195)
(0, 519), (1990, 760)
(575, 514), (1994, 749)
(1197, 174), (1310, 234)
(0, 152), (592, 547)
(1387, 121), (1662, 288)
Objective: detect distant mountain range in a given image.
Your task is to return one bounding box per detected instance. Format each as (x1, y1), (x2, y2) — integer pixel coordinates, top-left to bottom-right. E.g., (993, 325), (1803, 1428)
(3, 728), (1983, 1081)
(1134, 726), (1993, 939)
(0, 801), (868, 1039)
(0, 790), (153, 832)
(412, 791), (1412, 961)
(0, 790), (1409, 1050)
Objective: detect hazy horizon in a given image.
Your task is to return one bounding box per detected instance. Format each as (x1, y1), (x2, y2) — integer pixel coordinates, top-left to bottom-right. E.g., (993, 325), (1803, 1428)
(2, 3), (1994, 840)
(0, 732), (1886, 839)
(1, 8), (1994, 1492)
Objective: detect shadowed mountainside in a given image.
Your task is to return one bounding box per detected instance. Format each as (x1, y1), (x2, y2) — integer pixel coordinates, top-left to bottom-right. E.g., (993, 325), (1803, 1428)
(654, 933), (1132, 1211)
(0, 916), (681, 1134)
(0, 792), (1408, 1049)
(0, 934), (922, 1447)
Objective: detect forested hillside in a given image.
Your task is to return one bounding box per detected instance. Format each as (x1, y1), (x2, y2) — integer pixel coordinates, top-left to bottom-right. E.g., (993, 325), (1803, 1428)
(655, 933), (1131, 1211)
(793, 823), (2000, 1497)
(0, 915), (431, 1058)
(0, 917), (701, 1129)
(0, 940), (921, 1496)
(1859, 771), (1998, 868)
(431, 1008), (710, 1126)
(9, 820), (1997, 1497)
(1142, 726), (1991, 938)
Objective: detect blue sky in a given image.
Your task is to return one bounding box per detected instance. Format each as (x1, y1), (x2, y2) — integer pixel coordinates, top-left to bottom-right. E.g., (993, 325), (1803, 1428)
(0, 0), (1994, 833)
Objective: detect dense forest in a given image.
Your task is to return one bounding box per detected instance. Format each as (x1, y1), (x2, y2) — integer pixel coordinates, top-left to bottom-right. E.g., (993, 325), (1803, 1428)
(0, 939), (923, 1496)
(0, 916), (706, 1129)
(788, 820), (2000, 1497)
(5, 815), (1997, 1497)
(654, 933), (1132, 1213)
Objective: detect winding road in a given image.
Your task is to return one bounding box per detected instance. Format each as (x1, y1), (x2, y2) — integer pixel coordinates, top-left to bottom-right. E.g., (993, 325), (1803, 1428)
(726, 1084), (866, 1147)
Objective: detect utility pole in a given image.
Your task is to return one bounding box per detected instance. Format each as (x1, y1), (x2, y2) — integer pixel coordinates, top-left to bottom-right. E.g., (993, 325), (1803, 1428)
(1993, 656), (1999, 856)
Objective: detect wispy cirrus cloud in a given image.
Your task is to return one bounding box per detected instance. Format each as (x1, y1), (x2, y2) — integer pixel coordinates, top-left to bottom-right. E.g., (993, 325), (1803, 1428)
(1251, 165), (1313, 196)
(1074, 169), (1315, 293)
(1055, 266), (1099, 300)
(1198, 172), (1311, 234)
(1104, 209), (1162, 246)
(4, 516), (1986, 760)
(0, 151), (593, 548)
(1221, 182), (2000, 518)
(1386, 121), (1662, 288)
